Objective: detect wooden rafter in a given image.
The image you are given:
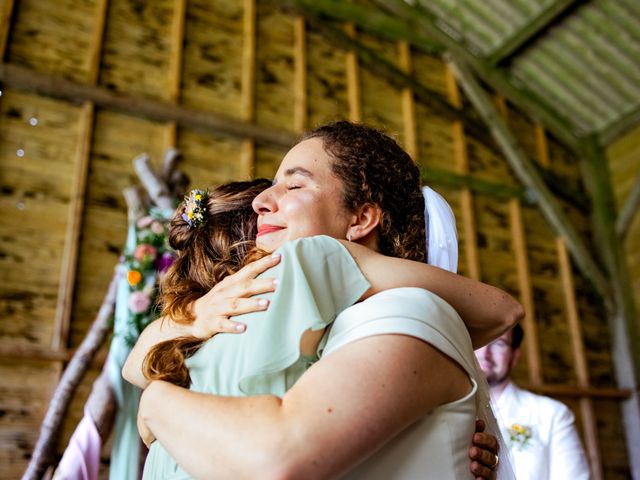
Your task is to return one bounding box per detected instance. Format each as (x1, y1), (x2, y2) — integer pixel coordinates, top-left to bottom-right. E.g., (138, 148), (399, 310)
(447, 57), (611, 303)
(0, 62), (297, 148)
(486, 0), (581, 66)
(288, 0), (441, 55)
(370, 0), (581, 152)
(616, 172), (640, 240)
(601, 104), (640, 146)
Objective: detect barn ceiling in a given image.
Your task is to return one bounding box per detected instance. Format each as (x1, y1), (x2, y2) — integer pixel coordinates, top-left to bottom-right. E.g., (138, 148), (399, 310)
(295, 0), (640, 151)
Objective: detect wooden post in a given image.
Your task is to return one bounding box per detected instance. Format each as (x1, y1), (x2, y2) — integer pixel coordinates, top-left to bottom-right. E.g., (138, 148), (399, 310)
(616, 171), (640, 241)
(240, 0), (256, 178)
(580, 136), (640, 479)
(0, 0), (14, 60)
(165, 0), (187, 149)
(397, 41), (417, 160)
(293, 16), (307, 134)
(445, 65), (480, 280)
(448, 57), (611, 303)
(344, 23), (361, 123)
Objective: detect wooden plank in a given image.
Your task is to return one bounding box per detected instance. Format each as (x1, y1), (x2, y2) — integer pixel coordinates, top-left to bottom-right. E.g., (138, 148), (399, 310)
(486, 0), (579, 66)
(616, 171), (640, 240)
(51, 102), (95, 352)
(87, 0), (109, 86)
(558, 239), (603, 479)
(509, 199), (543, 385)
(527, 384), (630, 400)
(0, 62), (297, 148)
(448, 58), (611, 303)
(398, 41), (417, 159)
(0, 0), (14, 60)
(344, 23), (361, 123)
(164, 0), (187, 149)
(445, 65), (480, 280)
(293, 16), (307, 133)
(240, 0), (256, 178)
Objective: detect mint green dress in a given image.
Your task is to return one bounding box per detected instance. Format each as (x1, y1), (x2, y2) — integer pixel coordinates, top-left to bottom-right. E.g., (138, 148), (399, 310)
(142, 235), (370, 479)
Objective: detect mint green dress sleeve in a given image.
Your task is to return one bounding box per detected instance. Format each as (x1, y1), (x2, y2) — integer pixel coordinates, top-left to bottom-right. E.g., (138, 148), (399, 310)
(142, 235), (370, 479)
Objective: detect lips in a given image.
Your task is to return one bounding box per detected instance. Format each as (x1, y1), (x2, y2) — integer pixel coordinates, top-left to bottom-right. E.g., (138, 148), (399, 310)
(257, 224), (284, 237)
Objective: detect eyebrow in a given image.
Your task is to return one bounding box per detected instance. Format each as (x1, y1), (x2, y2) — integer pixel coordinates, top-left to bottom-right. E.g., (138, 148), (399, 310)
(273, 166), (314, 184)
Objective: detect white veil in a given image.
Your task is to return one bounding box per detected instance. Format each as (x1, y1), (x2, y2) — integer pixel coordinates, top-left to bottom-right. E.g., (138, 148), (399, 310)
(422, 186), (516, 480)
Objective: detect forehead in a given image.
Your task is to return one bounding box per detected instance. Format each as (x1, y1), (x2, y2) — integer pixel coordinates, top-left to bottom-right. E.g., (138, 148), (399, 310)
(276, 138), (333, 178)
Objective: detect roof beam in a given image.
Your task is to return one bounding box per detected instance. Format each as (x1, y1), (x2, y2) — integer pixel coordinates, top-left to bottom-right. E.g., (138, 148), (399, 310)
(288, 0), (442, 55)
(486, 0), (581, 66)
(448, 56), (611, 303)
(371, 0), (582, 152)
(0, 62), (298, 149)
(616, 171), (640, 241)
(601, 104), (640, 146)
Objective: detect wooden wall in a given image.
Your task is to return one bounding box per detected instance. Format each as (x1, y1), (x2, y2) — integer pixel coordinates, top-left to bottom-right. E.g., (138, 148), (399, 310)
(0, 0), (633, 478)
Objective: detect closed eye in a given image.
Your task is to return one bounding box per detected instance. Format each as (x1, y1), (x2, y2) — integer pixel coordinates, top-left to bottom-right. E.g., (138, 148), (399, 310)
(286, 185), (301, 190)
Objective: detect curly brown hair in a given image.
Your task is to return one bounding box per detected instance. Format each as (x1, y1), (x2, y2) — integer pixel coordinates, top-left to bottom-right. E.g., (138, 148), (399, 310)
(143, 179), (271, 388)
(305, 121), (426, 262)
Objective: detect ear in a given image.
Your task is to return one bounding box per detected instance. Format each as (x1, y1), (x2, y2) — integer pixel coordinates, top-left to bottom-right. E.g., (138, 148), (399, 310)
(346, 203), (381, 242)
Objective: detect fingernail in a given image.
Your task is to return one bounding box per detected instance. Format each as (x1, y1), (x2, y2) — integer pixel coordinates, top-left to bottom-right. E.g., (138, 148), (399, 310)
(272, 278), (279, 287)
(235, 324), (246, 332)
(271, 252), (281, 259)
(258, 299), (269, 308)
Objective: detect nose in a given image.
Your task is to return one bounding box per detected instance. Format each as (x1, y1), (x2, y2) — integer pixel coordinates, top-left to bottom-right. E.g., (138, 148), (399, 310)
(476, 345), (493, 362)
(252, 185), (277, 215)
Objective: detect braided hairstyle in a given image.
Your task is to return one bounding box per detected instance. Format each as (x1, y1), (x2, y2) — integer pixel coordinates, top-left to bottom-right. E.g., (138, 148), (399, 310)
(143, 179), (271, 388)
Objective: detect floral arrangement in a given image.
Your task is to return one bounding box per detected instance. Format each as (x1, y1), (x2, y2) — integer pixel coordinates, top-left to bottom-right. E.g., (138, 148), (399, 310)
(507, 423), (533, 451)
(122, 209), (175, 345)
(181, 189), (208, 229)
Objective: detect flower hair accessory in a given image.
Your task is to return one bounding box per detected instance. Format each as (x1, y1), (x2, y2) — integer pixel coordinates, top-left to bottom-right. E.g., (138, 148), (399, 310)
(181, 189), (208, 229)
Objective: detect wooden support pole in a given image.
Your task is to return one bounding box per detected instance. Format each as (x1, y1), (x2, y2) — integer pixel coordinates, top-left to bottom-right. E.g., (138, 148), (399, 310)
(240, 0), (256, 178)
(445, 65), (480, 281)
(496, 97), (545, 386)
(0, 62), (297, 149)
(616, 171), (640, 241)
(0, 0), (14, 60)
(293, 16), (307, 133)
(557, 239), (603, 479)
(23, 275), (119, 480)
(397, 41), (417, 160)
(344, 23), (361, 123)
(165, 0), (187, 149)
(51, 102), (95, 352)
(448, 57), (611, 304)
(580, 135), (640, 479)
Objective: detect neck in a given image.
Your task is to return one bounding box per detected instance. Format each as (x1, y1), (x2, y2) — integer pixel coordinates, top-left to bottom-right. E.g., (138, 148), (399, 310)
(489, 379), (511, 400)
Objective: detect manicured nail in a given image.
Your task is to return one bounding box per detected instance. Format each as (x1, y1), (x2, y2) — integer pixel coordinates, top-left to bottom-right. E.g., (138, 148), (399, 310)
(272, 278), (279, 287)
(271, 252), (281, 259)
(235, 324), (246, 332)
(258, 298), (269, 308)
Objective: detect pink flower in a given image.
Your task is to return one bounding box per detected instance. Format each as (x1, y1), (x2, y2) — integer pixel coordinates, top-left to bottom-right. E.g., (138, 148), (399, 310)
(137, 216), (153, 229)
(128, 291), (151, 314)
(134, 244), (157, 263)
(150, 221), (165, 235)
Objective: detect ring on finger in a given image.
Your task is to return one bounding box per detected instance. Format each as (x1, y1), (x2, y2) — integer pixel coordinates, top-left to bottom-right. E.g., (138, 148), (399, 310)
(489, 454), (499, 469)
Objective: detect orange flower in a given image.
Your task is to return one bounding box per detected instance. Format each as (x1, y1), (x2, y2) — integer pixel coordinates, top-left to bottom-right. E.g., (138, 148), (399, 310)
(127, 270), (142, 286)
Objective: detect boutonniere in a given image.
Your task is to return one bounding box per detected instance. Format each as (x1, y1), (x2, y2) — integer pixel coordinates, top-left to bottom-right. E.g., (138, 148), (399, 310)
(508, 423), (533, 451)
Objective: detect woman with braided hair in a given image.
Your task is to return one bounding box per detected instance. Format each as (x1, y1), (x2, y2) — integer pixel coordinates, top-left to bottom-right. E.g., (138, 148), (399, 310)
(125, 121), (521, 479)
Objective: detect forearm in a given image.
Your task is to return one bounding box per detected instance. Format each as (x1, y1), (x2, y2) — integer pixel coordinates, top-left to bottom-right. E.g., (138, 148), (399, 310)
(122, 318), (192, 388)
(140, 381), (293, 479)
(342, 241), (524, 348)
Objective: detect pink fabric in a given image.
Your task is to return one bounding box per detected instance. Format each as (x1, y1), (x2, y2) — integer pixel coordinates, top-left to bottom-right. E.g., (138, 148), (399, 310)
(56, 407), (101, 480)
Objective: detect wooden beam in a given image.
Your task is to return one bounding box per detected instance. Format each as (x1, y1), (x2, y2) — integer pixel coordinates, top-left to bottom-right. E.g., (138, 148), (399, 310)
(293, 16), (307, 133)
(600, 104), (640, 146)
(87, 0), (109, 86)
(486, 0), (580, 66)
(289, 0), (442, 55)
(580, 135), (640, 479)
(526, 383), (631, 400)
(398, 41), (417, 160)
(344, 23), (361, 123)
(0, 0), (14, 60)
(616, 171), (640, 241)
(0, 62), (298, 148)
(448, 57), (611, 304)
(371, 0), (581, 152)
(240, 0), (257, 178)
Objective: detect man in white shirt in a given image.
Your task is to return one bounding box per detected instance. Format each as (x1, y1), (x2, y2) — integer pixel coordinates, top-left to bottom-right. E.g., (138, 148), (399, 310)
(475, 324), (591, 480)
